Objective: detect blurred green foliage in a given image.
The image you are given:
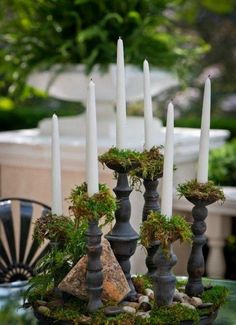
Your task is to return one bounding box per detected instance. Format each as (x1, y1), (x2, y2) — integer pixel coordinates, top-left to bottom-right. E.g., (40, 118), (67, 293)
(209, 139), (236, 186)
(175, 117), (236, 140)
(0, 97), (84, 131)
(0, 0), (207, 98)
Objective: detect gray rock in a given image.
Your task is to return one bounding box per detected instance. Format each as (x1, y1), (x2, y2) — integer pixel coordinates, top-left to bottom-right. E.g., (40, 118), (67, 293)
(197, 302), (214, 309)
(138, 295), (149, 304)
(181, 302), (196, 310)
(122, 306), (136, 314)
(189, 297), (203, 307)
(139, 302), (151, 312)
(104, 306), (124, 316)
(58, 239), (130, 302)
(144, 288), (154, 299)
(136, 311), (150, 319)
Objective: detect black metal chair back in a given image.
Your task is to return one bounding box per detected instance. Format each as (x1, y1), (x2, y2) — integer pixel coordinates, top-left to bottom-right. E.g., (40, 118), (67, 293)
(0, 198), (51, 283)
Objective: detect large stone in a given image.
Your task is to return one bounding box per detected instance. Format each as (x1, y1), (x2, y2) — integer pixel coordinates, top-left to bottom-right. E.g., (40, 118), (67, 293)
(58, 239), (130, 302)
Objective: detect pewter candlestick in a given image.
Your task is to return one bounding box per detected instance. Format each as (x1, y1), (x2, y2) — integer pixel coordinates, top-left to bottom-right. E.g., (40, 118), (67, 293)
(185, 197), (217, 297)
(153, 244), (177, 306)
(105, 162), (139, 301)
(142, 178), (161, 276)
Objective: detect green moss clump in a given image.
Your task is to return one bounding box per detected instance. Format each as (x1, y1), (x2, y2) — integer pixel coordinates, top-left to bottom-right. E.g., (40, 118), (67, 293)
(150, 303), (200, 325)
(98, 147), (141, 170)
(130, 146), (164, 182)
(69, 182), (116, 226)
(177, 179), (225, 203)
(201, 285), (229, 309)
(140, 212), (192, 249)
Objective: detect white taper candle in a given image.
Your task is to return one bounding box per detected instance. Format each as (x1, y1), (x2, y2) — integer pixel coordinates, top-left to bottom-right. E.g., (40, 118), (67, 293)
(86, 80), (99, 196)
(197, 77), (211, 183)
(51, 114), (63, 215)
(116, 37), (126, 149)
(143, 59), (153, 150)
(161, 102), (174, 218)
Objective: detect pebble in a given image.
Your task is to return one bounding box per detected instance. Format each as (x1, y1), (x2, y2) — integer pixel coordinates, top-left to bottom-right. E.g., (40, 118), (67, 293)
(138, 295), (149, 304)
(78, 315), (92, 323)
(122, 306), (136, 314)
(139, 302), (151, 312)
(173, 291), (188, 302)
(181, 302), (196, 310)
(123, 302), (139, 310)
(144, 288), (154, 299)
(36, 300), (47, 306)
(104, 306), (124, 316)
(189, 297), (203, 307)
(197, 302), (214, 309)
(37, 306), (51, 316)
(136, 311), (150, 319)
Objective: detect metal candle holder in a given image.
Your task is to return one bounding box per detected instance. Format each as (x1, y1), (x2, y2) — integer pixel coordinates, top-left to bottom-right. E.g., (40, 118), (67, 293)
(105, 162), (139, 301)
(86, 220), (103, 312)
(185, 197), (217, 297)
(142, 178), (161, 276)
(152, 244), (177, 306)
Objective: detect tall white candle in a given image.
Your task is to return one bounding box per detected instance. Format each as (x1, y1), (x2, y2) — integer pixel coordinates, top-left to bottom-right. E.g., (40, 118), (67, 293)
(116, 37), (126, 149)
(86, 80), (99, 196)
(161, 102), (174, 218)
(197, 77), (211, 183)
(51, 114), (63, 215)
(143, 59), (153, 150)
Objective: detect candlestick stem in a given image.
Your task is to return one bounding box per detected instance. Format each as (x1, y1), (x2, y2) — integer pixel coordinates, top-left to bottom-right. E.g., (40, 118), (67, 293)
(142, 179), (161, 276)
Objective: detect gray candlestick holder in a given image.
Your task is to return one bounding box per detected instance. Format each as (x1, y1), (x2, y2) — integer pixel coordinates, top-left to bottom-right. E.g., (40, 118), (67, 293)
(185, 197), (218, 297)
(152, 244), (177, 306)
(104, 161), (139, 301)
(142, 178), (161, 277)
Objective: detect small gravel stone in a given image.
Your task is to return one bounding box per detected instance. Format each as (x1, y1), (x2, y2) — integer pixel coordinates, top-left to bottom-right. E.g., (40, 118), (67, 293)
(181, 302), (196, 310)
(144, 288), (154, 299)
(136, 311), (150, 319)
(139, 302), (151, 312)
(190, 297), (203, 307)
(138, 295), (149, 304)
(197, 302), (214, 309)
(122, 306), (136, 314)
(37, 306), (51, 316)
(36, 300), (47, 306)
(173, 291), (188, 302)
(78, 315), (92, 323)
(122, 302), (139, 309)
(104, 306), (124, 316)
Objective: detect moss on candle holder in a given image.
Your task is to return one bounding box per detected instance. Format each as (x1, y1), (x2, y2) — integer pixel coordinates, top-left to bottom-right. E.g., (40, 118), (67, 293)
(129, 146), (164, 186)
(30, 213), (89, 290)
(69, 182), (116, 226)
(177, 179), (225, 203)
(140, 211), (192, 250)
(98, 147), (141, 172)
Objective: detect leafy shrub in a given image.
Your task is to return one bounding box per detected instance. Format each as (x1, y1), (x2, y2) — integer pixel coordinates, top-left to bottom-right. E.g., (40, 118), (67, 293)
(0, 0), (206, 97)
(209, 139), (236, 186)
